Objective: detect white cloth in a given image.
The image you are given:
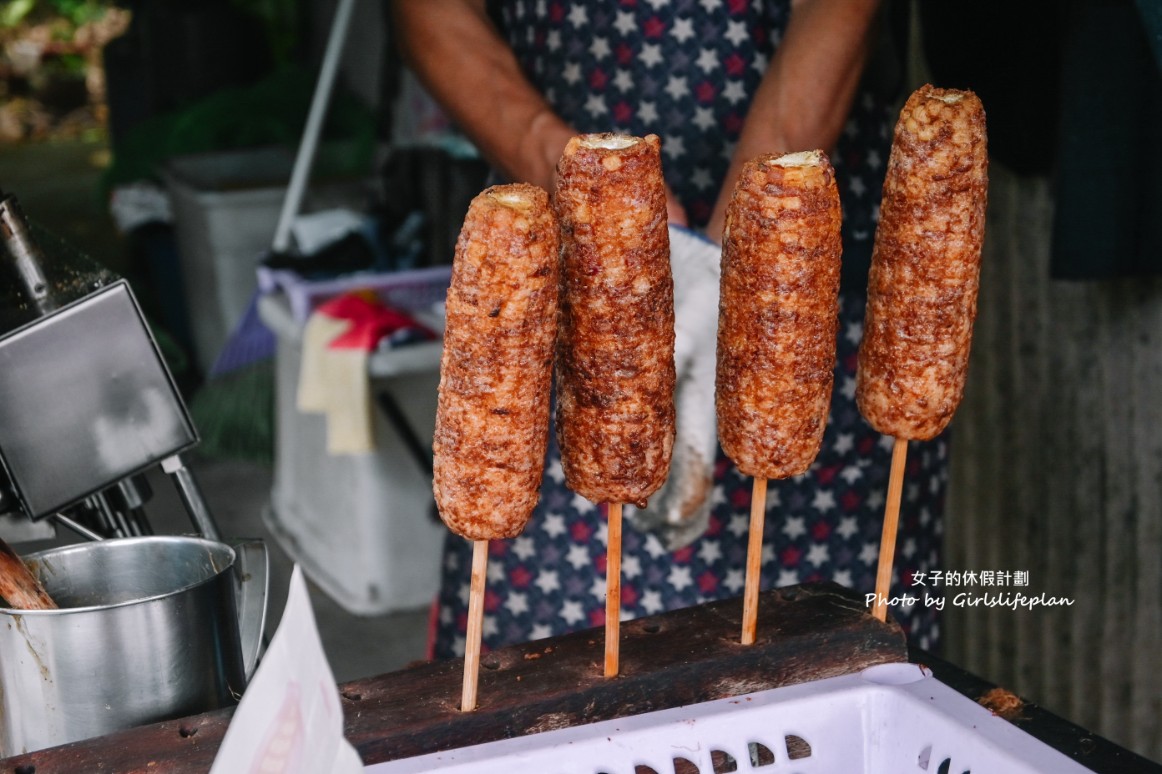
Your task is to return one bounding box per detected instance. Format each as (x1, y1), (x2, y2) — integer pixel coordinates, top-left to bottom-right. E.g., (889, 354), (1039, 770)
(297, 311), (376, 455)
(626, 225), (721, 550)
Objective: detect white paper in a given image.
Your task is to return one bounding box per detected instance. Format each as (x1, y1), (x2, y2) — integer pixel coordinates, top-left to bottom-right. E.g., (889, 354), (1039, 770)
(211, 565), (363, 774)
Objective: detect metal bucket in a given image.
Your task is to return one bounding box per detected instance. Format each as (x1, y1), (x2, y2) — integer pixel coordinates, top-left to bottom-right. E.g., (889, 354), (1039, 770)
(0, 535), (267, 756)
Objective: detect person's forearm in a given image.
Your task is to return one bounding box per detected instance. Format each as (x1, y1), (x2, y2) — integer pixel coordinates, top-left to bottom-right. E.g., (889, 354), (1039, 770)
(391, 0), (574, 190)
(705, 0), (881, 241)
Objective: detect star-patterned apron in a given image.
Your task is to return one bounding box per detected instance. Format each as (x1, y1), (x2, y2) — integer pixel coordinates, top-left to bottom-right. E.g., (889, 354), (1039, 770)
(432, 0), (945, 659)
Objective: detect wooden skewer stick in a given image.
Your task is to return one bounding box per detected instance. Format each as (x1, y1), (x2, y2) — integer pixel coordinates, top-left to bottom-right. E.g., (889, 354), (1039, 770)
(604, 502), (623, 678)
(0, 537), (56, 610)
(461, 538), (489, 712)
(872, 438), (909, 622)
(741, 476), (768, 645)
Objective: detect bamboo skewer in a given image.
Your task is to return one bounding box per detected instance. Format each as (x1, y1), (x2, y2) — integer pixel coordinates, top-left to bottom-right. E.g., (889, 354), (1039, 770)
(0, 537), (56, 611)
(872, 438), (909, 622)
(741, 477), (768, 645)
(461, 539), (489, 712)
(604, 502), (623, 678)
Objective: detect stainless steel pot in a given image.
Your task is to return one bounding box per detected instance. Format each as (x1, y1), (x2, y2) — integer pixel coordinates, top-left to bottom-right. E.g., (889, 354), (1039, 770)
(0, 535), (267, 756)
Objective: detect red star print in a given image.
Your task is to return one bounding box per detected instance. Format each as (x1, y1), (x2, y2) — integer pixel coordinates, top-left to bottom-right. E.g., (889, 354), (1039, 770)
(571, 519), (593, 543)
(724, 112), (744, 134)
(595, 552), (607, 574)
(613, 100), (633, 124)
(616, 42), (634, 65)
(644, 15), (666, 39)
(730, 485), (751, 508)
(841, 490), (862, 512)
(485, 588), (502, 613)
(696, 80), (717, 104)
(589, 68), (608, 90)
(858, 436), (877, 455)
(698, 570), (718, 594)
(817, 465), (840, 486)
(588, 609), (605, 627)
(673, 545), (695, 564)
(727, 0), (747, 14)
(724, 52), (746, 77)
(489, 540), (507, 557)
(621, 584), (639, 606)
(706, 513), (724, 537)
(549, 1), (565, 24)
(510, 565), (532, 589)
(811, 520), (832, 541)
(781, 545), (802, 567)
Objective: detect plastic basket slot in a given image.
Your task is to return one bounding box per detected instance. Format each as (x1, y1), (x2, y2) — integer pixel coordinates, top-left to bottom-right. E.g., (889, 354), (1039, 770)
(626, 750), (744, 774)
(711, 749), (738, 772)
(784, 735), (811, 761)
(748, 741), (775, 767)
(916, 741), (971, 774)
(920, 753), (966, 771)
(628, 730), (812, 773)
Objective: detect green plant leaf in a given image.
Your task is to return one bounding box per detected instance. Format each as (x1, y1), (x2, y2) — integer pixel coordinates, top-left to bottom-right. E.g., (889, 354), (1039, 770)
(1, 0), (38, 28)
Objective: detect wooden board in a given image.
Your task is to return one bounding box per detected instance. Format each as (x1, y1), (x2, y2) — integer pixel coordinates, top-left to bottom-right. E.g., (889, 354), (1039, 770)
(0, 582), (905, 772)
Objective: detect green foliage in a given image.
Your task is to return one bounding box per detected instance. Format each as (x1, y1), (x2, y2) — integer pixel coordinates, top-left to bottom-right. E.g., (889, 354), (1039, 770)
(1, 0), (111, 28)
(1, 0), (37, 27)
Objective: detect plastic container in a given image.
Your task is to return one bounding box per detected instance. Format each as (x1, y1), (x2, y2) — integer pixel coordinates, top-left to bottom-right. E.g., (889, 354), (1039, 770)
(257, 263), (451, 326)
(257, 272), (448, 616)
(162, 146), (368, 372)
(366, 664), (1095, 774)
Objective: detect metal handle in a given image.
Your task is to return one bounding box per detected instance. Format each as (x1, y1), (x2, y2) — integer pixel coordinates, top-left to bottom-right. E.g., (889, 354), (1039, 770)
(161, 455), (223, 541)
(229, 538), (269, 682)
(0, 193), (54, 314)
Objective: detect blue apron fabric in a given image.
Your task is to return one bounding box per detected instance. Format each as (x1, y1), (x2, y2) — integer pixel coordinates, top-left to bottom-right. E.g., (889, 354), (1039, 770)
(433, 0), (946, 658)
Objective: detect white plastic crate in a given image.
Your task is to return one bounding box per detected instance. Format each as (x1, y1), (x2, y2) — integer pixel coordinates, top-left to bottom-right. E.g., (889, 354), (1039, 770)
(258, 280), (447, 616)
(365, 664), (1094, 774)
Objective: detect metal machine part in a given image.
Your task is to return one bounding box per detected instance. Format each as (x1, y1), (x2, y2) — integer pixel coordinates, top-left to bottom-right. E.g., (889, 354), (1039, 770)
(0, 191), (221, 539)
(0, 280), (199, 519)
(0, 193), (53, 315)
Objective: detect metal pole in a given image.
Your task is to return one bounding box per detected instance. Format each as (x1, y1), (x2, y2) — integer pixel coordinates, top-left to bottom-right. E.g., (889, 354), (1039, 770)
(52, 513), (105, 542)
(161, 455), (222, 541)
(270, 0), (359, 255)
